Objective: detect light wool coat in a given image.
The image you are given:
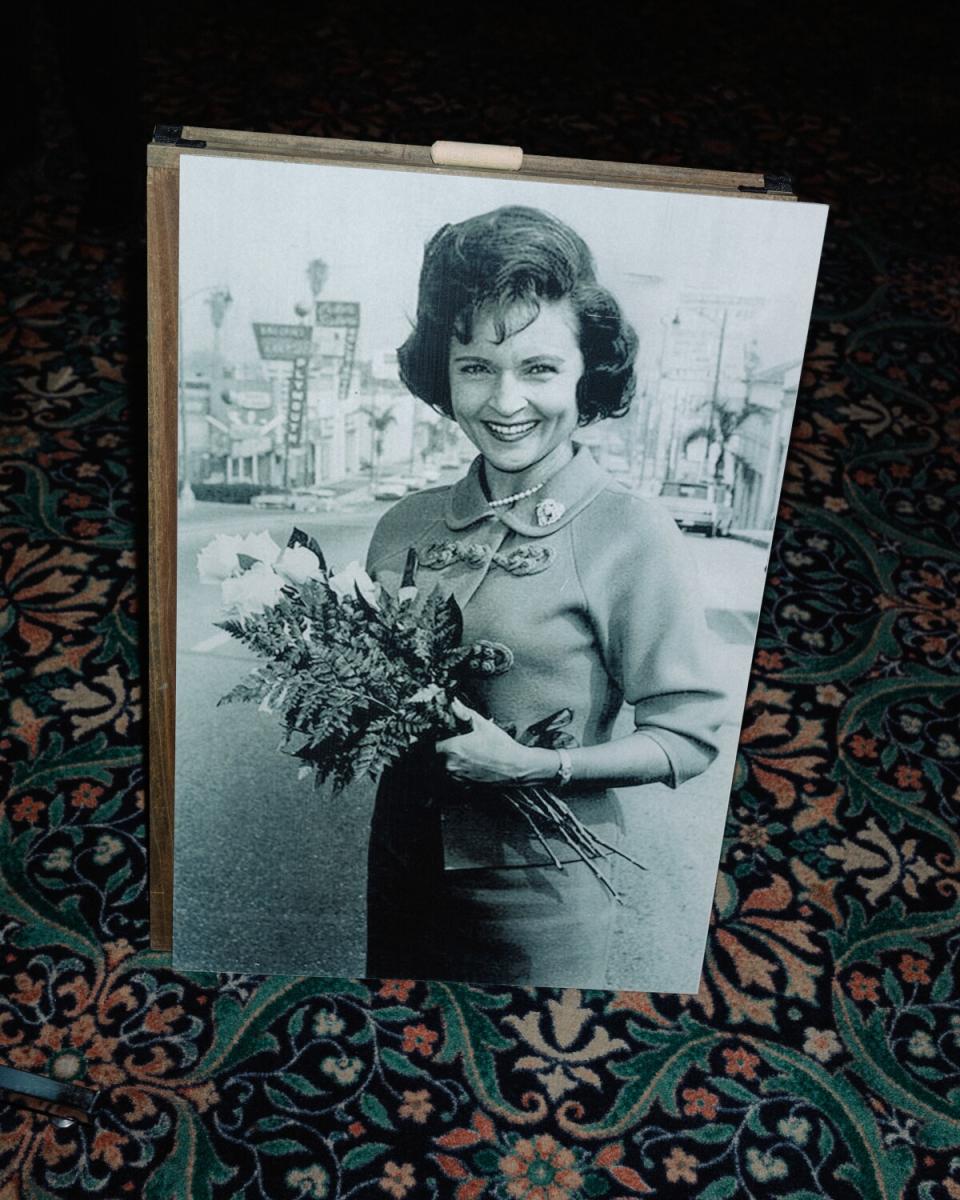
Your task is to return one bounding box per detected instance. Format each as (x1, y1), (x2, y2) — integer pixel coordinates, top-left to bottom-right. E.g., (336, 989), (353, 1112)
(366, 444), (728, 871)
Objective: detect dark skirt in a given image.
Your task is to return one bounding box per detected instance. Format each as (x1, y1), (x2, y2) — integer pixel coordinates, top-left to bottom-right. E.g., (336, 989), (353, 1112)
(365, 755), (618, 988)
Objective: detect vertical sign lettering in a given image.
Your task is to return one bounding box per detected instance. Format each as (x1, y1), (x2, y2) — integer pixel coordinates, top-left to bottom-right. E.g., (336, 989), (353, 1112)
(287, 356), (308, 448)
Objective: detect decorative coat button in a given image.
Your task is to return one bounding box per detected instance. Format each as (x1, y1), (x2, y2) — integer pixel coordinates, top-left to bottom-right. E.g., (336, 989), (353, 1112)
(420, 542), (491, 570)
(421, 540), (553, 575)
(492, 545), (555, 575)
(461, 640), (514, 677)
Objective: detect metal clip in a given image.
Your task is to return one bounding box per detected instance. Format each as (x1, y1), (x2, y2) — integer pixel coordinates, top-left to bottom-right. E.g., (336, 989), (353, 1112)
(0, 1065), (102, 1129)
(152, 124), (208, 149)
(738, 172), (795, 196)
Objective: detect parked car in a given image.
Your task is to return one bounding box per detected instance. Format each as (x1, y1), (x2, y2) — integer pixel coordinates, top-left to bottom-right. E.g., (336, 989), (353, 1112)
(658, 480), (734, 537)
(373, 478), (409, 501)
(291, 486), (338, 513)
(250, 490), (295, 511)
(395, 473), (430, 492)
(192, 481), (266, 505)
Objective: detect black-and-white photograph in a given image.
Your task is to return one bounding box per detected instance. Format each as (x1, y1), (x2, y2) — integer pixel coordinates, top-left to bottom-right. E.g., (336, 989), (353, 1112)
(172, 154), (826, 992)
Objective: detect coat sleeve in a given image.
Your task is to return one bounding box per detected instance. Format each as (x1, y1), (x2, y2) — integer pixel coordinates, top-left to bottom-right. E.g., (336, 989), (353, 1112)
(571, 495), (729, 787)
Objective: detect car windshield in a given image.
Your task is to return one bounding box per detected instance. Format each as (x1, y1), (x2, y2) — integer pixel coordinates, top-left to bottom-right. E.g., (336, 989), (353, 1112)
(660, 483), (709, 498)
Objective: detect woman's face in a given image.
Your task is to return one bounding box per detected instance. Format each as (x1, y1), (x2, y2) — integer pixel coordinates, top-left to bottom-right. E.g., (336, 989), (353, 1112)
(448, 298), (584, 475)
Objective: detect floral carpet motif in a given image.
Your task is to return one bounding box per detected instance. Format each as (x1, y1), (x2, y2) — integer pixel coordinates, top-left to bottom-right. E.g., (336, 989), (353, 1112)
(2, 13), (960, 1199)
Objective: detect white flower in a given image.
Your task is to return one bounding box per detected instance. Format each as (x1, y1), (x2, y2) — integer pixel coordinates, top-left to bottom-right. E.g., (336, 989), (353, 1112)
(237, 530), (281, 566)
(313, 1011), (345, 1037)
(45, 846), (72, 871)
(803, 1027), (841, 1063)
(328, 561), (379, 608)
(92, 835), (124, 865)
(275, 544), (325, 586)
(321, 1055), (363, 1085)
(200, 531), (281, 584)
(197, 533), (245, 583)
(746, 1148), (788, 1183)
(221, 561), (285, 618)
(777, 1115), (811, 1144)
(908, 1030), (936, 1059)
(285, 1165), (329, 1199)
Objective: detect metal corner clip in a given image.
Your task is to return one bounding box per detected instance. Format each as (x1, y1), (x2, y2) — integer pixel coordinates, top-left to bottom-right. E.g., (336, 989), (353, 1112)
(0, 1065), (102, 1129)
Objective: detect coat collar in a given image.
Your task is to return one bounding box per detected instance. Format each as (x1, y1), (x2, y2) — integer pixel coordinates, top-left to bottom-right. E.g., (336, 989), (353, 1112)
(443, 442), (611, 538)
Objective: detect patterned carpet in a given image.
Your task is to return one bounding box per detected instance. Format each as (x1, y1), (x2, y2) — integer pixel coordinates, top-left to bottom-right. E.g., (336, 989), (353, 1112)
(2, 8), (959, 1198)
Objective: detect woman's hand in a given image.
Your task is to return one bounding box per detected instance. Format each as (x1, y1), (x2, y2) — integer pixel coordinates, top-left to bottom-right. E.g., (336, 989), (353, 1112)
(436, 698), (556, 786)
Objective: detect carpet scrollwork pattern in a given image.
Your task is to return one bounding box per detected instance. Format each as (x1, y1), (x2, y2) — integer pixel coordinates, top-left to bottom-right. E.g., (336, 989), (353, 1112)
(2, 14), (959, 1198)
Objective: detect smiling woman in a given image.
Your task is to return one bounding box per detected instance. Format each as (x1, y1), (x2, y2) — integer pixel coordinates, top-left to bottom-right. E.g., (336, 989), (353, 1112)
(448, 300), (584, 483)
(363, 206), (728, 987)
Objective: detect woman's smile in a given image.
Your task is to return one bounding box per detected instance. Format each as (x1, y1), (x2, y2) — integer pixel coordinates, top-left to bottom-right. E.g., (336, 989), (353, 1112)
(448, 298), (584, 491)
(483, 417), (540, 442)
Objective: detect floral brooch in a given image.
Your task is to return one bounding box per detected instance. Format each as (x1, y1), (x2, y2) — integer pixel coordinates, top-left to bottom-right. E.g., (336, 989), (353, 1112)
(534, 498), (566, 527)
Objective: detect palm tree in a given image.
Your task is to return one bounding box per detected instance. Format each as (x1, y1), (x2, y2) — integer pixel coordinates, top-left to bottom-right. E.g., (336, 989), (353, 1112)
(358, 403), (396, 485)
(307, 258), (329, 299)
(422, 417), (459, 464)
(683, 398), (766, 482)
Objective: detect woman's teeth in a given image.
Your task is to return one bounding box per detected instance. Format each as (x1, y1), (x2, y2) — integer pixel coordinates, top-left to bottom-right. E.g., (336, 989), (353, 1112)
(484, 419), (539, 441)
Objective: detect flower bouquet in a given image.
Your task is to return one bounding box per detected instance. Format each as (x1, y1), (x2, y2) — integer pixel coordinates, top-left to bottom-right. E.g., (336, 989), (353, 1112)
(196, 528), (644, 899)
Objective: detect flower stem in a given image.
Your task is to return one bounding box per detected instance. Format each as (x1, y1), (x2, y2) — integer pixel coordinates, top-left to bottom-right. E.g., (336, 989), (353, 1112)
(503, 793), (565, 871)
(506, 785), (625, 903)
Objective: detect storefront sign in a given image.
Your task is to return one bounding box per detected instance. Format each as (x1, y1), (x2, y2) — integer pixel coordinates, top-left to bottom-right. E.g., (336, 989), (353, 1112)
(315, 302), (360, 400)
(253, 323), (313, 360)
(287, 356), (308, 448)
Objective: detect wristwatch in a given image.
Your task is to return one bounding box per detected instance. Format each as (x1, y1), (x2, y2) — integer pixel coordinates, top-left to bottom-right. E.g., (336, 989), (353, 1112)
(555, 748), (573, 787)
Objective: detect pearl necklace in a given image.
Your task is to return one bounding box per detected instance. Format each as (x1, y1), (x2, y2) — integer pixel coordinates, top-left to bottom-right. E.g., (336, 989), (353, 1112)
(486, 478), (548, 509)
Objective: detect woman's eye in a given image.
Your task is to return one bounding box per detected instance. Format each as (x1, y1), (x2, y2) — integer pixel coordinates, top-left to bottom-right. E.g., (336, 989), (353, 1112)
(459, 362), (491, 376)
(526, 363), (557, 376)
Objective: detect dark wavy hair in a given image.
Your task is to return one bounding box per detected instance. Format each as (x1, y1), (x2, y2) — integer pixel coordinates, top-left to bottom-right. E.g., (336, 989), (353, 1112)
(397, 206), (638, 425)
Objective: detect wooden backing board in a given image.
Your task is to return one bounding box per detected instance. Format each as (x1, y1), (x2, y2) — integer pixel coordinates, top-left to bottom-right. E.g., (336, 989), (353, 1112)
(147, 164), (179, 950)
(148, 125), (797, 199)
(146, 127), (797, 950)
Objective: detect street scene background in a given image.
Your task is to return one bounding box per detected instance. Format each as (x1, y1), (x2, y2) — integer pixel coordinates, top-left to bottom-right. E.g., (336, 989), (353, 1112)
(172, 156), (826, 991)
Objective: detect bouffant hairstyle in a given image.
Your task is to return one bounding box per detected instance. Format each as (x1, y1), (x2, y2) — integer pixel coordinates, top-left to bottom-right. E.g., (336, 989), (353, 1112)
(397, 206), (638, 425)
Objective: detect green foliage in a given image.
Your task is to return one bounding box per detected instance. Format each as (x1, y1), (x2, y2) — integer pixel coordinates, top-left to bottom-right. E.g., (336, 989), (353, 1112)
(145, 1107), (235, 1200)
(380, 1047), (429, 1079)
(216, 540), (479, 792)
(360, 1093), (395, 1129)
(341, 1142), (390, 1172)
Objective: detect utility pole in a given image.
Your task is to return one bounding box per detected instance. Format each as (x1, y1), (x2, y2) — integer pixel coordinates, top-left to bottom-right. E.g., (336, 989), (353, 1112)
(178, 286), (232, 509)
(706, 308), (728, 481)
(304, 259), (328, 486)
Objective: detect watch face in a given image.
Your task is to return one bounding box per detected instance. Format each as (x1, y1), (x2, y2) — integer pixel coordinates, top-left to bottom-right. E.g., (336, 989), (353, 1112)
(557, 749), (573, 785)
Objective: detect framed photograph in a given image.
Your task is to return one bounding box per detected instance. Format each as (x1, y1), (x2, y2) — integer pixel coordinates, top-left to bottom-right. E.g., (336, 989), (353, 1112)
(147, 129), (826, 992)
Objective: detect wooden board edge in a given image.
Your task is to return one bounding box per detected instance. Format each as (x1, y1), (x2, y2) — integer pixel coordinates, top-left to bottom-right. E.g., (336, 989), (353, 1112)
(147, 144), (797, 202)
(147, 127), (796, 201)
(186, 126), (768, 186)
(146, 164), (179, 953)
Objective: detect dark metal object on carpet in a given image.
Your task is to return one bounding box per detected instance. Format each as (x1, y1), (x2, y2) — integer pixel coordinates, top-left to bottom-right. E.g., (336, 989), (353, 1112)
(0, 1066), (102, 1129)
